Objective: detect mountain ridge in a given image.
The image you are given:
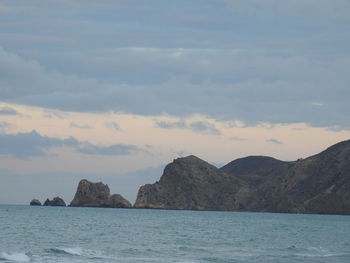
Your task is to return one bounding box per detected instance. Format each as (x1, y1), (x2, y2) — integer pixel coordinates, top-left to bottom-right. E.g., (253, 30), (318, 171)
(134, 139), (350, 214)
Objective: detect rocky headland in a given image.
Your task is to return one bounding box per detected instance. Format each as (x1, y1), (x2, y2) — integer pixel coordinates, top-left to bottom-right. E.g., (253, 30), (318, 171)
(30, 139), (350, 214)
(135, 139), (350, 214)
(70, 179), (131, 208)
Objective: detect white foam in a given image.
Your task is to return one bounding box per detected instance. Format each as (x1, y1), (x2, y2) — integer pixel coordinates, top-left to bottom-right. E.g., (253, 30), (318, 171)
(59, 247), (83, 256)
(1, 252), (30, 262)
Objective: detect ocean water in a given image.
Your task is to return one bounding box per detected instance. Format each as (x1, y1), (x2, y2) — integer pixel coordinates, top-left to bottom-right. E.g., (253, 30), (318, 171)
(0, 205), (350, 263)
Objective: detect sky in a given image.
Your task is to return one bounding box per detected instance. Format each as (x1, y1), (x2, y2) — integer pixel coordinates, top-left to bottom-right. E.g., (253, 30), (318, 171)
(0, 0), (350, 204)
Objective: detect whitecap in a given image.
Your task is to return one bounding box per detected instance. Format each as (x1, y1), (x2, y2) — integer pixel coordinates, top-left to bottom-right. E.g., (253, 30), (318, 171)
(49, 247), (113, 260)
(49, 247), (83, 256)
(0, 252), (30, 262)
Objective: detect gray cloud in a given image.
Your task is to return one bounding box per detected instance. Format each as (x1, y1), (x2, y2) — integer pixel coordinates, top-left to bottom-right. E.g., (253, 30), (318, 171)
(0, 106), (19, 115)
(0, 1), (349, 128)
(0, 121), (12, 132)
(70, 122), (93, 129)
(76, 144), (137, 156)
(0, 130), (78, 159)
(155, 120), (187, 129)
(105, 122), (122, 131)
(0, 131), (139, 158)
(266, 138), (283, 145)
(155, 120), (221, 135)
(189, 121), (221, 135)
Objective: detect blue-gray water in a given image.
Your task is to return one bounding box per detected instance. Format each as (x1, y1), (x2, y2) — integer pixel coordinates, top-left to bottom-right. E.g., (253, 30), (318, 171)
(1, 205), (350, 263)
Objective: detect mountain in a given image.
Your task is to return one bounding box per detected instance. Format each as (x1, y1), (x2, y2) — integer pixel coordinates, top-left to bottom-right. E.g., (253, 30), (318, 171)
(134, 140), (350, 214)
(134, 155), (253, 210)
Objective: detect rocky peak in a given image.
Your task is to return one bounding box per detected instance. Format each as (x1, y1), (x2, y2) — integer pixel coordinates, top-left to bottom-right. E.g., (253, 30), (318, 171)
(70, 179), (131, 208)
(134, 155), (250, 210)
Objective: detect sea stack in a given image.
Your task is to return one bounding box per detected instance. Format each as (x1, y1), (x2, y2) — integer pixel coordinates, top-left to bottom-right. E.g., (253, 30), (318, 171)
(43, 197), (66, 206)
(30, 199), (42, 206)
(70, 179), (131, 208)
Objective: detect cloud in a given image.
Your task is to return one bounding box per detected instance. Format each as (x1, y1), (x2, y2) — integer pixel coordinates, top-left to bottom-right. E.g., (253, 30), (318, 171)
(105, 122), (122, 131)
(70, 122), (93, 129)
(0, 130), (78, 159)
(0, 121), (12, 132)
(0, 0), (349, 129)
(76, 144), (138, 156)
(266, 138), (283, 145)
(218, 0), (350, 21)
(0, 106), (19, 115)
(310, 102), (324, 107)
(155, 120), (187, 129)
(0, 130), (139, 158)
(155, 120), (221, 135)
(189, 121), (221, 135)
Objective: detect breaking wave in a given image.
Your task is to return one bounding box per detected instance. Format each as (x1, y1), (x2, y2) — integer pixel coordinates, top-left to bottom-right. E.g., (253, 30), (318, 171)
(0, 252), (30, 262)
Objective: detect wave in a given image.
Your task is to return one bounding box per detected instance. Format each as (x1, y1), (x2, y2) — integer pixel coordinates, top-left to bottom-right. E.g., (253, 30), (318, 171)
(0, 253), (30, 262)
(48, 247), (112, 260)
(48, 247), (83, 256)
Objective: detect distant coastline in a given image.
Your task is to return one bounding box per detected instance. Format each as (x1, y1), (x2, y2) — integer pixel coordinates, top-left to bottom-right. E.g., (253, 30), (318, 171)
(31, 139), (350, 215)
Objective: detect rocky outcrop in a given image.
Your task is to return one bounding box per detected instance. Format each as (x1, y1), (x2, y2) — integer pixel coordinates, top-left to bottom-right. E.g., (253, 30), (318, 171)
(70, 179), (131, 208)
(30, 199), (41, 206)
(108, 194), (132, 208)
(134, 155), (253, 210)
(43, 197), (66, 206)
(134, 140), (350, 215)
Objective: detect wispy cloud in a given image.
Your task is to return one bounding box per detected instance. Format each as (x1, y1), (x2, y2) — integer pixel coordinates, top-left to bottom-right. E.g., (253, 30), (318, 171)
(0, 106), (19, 115)
(105, 122), (122, 131)
(76, 144), (137, 156)
(0, 130), (139, 159)
(70, 122), (93, 129)
(310, 102), (324, 107)
(266, 138), (283, 145)
(155, 120), (221, 135)
(0, 121), (12, 132)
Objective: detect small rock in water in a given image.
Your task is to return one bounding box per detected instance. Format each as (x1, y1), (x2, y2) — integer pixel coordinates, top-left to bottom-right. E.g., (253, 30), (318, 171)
(30, 199), (42, 206)
(43, 197), (66, 206)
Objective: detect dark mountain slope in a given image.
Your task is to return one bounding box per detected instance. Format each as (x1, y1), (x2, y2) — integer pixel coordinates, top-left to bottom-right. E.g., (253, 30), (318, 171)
(134, 155), (253, 210)
(134, 140), (350, 214)
(220, 156), (290, 186)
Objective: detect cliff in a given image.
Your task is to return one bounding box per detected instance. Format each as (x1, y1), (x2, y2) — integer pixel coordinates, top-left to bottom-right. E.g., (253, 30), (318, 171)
(70, 179), (131, 208)
(134, 155), (253, 210)
(134, 140), (350, 214)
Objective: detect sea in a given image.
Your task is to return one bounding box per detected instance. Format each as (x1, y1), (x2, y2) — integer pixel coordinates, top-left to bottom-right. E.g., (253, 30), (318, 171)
(0, 205), (350, 263)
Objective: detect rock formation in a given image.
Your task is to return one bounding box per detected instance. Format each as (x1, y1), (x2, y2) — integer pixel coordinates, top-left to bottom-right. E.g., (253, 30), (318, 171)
(108, 194), (132, 208)
(134, 139), (350, 215)
(43, 197), (66, 206)
(70, 179), (131, 208)
(134, 155), (253, 210)
(30, 199), (41, 206)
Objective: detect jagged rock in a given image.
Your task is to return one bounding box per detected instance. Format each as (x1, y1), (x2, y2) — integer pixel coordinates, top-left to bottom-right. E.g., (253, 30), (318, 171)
(30, 199), (41, 206)
(108, 194), (132, 208)
(134, 139), (350, 215)
(43, 197), (66, 206)
(134, 155), (252, 210)
(70, 179), (131, 208)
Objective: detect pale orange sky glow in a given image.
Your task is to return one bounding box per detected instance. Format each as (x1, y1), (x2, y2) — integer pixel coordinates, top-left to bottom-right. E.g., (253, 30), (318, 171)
(1, 102), (349, 178)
